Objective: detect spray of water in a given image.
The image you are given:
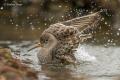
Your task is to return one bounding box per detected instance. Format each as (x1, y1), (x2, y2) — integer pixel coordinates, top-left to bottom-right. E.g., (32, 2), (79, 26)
(74, 44), (97, 63)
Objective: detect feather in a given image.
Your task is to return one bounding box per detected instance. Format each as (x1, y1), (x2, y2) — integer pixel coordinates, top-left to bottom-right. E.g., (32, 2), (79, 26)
(61, 12), (101, 32)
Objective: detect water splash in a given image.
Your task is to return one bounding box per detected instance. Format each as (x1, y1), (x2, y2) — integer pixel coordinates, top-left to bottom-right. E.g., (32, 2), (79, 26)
(74, 44), (97, 63)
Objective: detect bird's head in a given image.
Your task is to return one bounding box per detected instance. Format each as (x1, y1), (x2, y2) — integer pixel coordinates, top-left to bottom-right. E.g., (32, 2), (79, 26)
(39, 33), (58, 49)
(28, 33), (58, 64)
(28, 33), (58, 52)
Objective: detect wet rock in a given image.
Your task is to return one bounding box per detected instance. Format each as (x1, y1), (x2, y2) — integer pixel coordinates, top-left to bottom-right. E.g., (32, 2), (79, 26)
(0, 48), (38, 80)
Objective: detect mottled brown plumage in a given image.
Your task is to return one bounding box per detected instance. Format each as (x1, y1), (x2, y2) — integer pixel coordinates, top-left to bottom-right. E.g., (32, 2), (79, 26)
(36, 12), (101, 65)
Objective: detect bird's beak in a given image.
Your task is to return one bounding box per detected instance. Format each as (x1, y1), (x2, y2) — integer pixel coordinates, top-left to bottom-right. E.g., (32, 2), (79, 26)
(28, 43), (42, 52)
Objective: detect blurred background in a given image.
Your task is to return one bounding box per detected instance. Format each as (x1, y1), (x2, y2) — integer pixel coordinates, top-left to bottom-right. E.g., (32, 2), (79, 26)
(0, 0), (120, 43)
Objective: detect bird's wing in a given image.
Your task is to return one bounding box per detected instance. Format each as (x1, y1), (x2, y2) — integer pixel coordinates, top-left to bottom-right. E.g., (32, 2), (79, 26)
(61, 12), (101, 32)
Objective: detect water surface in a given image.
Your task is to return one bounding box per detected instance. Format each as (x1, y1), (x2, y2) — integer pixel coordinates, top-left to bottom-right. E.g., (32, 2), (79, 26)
(1, 40), (120, 80)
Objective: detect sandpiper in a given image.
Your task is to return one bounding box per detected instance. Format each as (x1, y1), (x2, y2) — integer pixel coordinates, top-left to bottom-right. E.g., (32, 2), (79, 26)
(29, 12), (101, 65)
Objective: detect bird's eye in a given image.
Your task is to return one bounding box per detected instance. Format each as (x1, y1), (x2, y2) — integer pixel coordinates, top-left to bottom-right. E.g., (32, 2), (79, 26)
(45, 39), (48, 43)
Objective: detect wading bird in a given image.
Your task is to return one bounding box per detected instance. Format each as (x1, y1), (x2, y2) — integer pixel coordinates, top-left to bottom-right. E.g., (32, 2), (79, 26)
(29, 12), (101, 65)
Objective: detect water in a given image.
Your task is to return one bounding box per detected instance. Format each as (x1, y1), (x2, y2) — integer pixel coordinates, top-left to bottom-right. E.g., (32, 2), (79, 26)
(1, 40), (120, 80)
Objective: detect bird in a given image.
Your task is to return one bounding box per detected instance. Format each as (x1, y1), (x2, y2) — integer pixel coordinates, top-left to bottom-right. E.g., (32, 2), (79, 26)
(29, 12), (101, 65)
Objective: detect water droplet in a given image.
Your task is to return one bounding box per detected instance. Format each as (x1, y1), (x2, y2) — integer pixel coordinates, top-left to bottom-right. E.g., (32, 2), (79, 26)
(30, 22), (33, 25)
(10, 19), (12, 22)
(31, 26), (35, 30)
(105, 22), (107, 25)
(105, 32), (109, 35)
(101, 17), (104, 21)
(108, 39), (111, 42)
(118, 28), (120, 31)
(117, 32), (120, 36)
(58, 5), (62, 8)
(113, 43), (116, 46)
(61, 16), (64, 18)
(0, 7), (3, 10)
(27, 16), (30, 19)
(16, 24), (19, 27)
(108, 24), (111, 27)
(44, 23), (47, 26)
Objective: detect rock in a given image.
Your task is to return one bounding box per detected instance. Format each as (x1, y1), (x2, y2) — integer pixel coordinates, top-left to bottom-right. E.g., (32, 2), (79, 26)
(0, 48), (38, 80)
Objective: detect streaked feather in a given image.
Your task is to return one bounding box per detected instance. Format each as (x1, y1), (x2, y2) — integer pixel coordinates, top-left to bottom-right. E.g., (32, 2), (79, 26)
(61, 12), (101, 32)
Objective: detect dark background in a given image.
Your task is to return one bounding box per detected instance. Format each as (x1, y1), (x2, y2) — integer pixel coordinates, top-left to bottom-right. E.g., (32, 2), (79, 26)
(0, 0), (120, 43)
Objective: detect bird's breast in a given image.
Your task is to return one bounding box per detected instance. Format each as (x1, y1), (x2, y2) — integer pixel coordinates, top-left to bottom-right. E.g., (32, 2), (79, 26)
(37, 48), (52, 64)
